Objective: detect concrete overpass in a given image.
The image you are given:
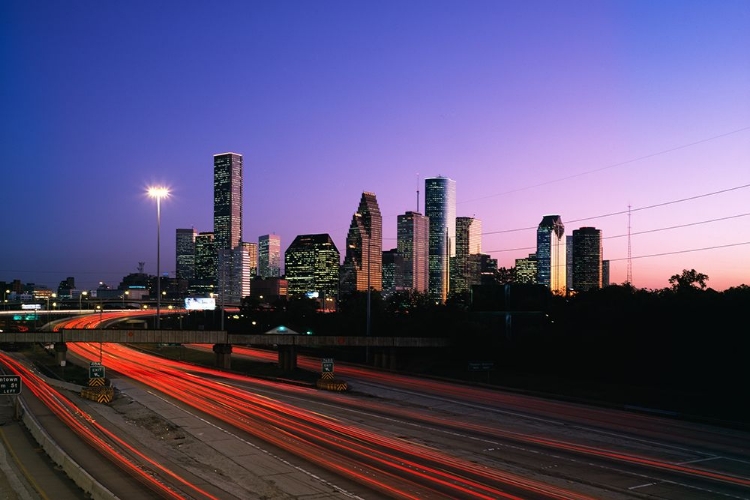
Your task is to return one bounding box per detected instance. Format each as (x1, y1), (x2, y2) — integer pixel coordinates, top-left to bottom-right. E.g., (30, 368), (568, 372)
(1, 330), (451, 370)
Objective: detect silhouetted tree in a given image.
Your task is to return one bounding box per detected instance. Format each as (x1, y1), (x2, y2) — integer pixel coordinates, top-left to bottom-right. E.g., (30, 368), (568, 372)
(668, 269), (709, 291)
(496, 266), (515, 284)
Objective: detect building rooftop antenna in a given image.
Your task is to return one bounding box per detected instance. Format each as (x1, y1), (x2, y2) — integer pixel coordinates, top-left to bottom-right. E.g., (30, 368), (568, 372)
(416, 173), (420, 212)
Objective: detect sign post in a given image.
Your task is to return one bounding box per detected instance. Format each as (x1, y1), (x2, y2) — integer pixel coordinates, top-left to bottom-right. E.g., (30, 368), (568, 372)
(322, 358), (334, 372)
(321, 358), (334, 379)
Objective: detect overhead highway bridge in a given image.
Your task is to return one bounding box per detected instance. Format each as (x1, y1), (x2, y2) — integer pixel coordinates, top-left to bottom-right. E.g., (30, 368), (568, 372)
(1, 330), (451, 370)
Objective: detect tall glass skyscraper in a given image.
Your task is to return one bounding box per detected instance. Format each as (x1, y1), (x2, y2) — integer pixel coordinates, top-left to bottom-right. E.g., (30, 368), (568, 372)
(214, 152), (243, 303)
(397, 211), (429, 293)
(213, 152), (243, 251)
(175, 228), (197, 281)
(452, 217), (482, 294)
(192, 231), (216, 295)
(425, 176), (456, 302)
(258, 234), (281, 278)
(571, 227), (602, 291)
(536, 215), (566, 295)
(341, 192), (382, 295)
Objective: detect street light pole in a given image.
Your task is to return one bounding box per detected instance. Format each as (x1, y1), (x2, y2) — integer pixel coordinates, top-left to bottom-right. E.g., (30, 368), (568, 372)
(46, 293), (56, 330)
(148, 187), (170, 329)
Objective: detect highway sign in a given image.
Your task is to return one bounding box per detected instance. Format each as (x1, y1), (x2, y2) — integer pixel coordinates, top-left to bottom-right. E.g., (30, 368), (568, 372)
(467, 361), (494, 372)
(0, 375), (22, 395)
(322, 358), (334, 373)
(89, 362), (105, 379)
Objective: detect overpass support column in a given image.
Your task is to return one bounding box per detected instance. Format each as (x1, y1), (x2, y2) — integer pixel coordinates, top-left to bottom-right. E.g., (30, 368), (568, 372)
(54, 342), (68, 367)
(385, 347), (397, 370)
(373, 348), (384, 368)
(374, 348), (397, 370)
(212, 343), (232, 370)
(277, 345), (297, 371)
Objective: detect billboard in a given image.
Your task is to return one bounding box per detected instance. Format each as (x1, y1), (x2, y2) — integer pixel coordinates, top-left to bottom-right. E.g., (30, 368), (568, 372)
(184, 297), (216, 311)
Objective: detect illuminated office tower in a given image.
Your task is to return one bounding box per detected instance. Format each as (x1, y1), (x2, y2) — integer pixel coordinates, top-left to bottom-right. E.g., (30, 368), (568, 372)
(214, 152), (243, 304)
(566, 235), (573, 291)
(602, 260), (610, 287)
(244, 241), (258, 277)
(192, 232), (216, 295)
(341, 192), (382, 295)
(536, 215), (566, 295)
(213, 152), (243, 251)
(284, 234), (340, 299)
(571, 227), (602, 291)
(258, 234), (281, 278)
(217, 243), (256, 305)
(425, 176), (456, 302)
(515, 254), (538, 284)
(452, 216), (482, 294)
(175, 228), (197, 281)
(397, 211), (429, 293)
(381, 249), (403, 297)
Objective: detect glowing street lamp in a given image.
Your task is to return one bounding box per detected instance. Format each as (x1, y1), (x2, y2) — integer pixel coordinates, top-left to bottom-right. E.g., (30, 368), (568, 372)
(148, 186), (169, 329)
(79, 290), (88, 312)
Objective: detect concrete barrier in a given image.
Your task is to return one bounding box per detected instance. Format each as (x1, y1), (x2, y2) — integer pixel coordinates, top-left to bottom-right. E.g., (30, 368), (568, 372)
(19, 396), (119, 500)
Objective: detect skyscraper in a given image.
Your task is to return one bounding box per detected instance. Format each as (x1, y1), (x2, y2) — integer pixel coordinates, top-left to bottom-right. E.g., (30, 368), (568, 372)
(192, 232), (216, 295)
(175, 228), (197, 281)
(213, 152), (243, 251)
(214, 152), (243, 303)
(381, 249), (403, 297)
(397, 211), (429, 293)
(244, 241), (258, 277)
(258, 234), (281, 278)
(284, 234), (340, 299)
(228, 242), (256, 303)
(341, 192), (382, 296)
(602, 260), (610, 287)
(566, 235), (574, 292)
(571, 227), (603, 291)
(515, 254), (538, 285)
(425, 176), (456, 302)
(452, 216), (482, 294)
(536, 215), (566, 295)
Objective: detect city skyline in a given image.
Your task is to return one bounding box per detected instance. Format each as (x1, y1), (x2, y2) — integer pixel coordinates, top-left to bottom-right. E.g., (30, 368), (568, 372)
(2, 1), (748, 292)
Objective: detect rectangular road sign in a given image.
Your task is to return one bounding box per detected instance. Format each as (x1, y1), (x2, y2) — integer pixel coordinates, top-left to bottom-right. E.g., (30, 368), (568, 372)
(467, 361), (494, 372)
(321, 358), (334, 373)
(0, 375), (22, 395)
(89, 363), (105, 379)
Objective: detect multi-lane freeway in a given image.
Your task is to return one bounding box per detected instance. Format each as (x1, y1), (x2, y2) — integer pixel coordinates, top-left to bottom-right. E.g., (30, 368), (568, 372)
(2, 313), (749, 499)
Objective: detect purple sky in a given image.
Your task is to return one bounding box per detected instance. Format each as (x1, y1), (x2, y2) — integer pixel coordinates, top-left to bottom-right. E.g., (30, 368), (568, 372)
(2, 1), (749, 292)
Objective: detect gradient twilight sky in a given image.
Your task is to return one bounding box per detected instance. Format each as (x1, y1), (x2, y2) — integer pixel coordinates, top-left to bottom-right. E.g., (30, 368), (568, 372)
(1, 0), (749, 292)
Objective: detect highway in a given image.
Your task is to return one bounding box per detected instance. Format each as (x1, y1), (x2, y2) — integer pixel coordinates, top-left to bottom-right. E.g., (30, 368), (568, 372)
(2, 313), (749, 499)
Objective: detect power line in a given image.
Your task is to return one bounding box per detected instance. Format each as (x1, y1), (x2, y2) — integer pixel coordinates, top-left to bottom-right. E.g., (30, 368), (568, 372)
(484, 212), (750, 254)
(603, 213), (750, 240)
(482, 181), (750, 236)
(607, 241), (750, 262)
(461, 125), (750, 205)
